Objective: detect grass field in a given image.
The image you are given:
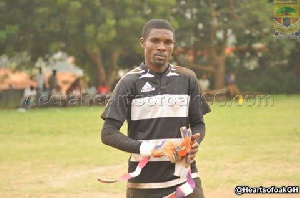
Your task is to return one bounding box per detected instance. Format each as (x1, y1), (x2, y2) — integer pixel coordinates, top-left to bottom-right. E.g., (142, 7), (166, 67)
(0, 95), (299, 198)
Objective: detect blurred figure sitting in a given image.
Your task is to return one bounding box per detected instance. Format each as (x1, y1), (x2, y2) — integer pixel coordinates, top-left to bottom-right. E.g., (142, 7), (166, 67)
(19, 85), (36, 109)
(225, 71), (241, 98)
(67, 78), (81, 96)
(67, 78), (82, 106)
(38, 84), (49, 107)
(97, 83), (109, 95)
(198, 73), (210, 93)
(50, 85), (64, 107)
(85, 82), (97, 98)
(83, 82), (97, 105)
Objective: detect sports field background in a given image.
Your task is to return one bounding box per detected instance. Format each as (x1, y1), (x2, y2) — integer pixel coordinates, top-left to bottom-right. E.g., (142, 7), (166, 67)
(0, 95), (299, 198)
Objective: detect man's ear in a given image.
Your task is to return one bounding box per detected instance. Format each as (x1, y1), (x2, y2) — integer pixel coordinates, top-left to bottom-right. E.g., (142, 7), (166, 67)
(140, 37), (145, 48)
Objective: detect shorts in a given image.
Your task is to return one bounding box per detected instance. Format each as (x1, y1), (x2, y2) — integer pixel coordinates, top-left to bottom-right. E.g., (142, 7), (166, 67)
(126, 178), (205, 198)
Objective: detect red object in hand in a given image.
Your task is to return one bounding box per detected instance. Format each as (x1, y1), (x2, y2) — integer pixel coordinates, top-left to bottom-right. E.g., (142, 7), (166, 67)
(177, 136), (191, 157)
(152, 127), (200, 163)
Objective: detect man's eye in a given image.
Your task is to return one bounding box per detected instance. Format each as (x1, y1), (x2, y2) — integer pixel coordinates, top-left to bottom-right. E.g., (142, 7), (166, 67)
(165, 40), (173, 45)
(151, 39), (160, 44)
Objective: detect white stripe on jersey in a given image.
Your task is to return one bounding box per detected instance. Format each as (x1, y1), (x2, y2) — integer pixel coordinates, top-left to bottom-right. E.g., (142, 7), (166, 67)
(131, 95), (190, 121)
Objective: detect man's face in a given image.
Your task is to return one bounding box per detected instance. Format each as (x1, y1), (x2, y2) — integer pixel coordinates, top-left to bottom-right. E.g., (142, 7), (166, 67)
(140, 28), (175, 69)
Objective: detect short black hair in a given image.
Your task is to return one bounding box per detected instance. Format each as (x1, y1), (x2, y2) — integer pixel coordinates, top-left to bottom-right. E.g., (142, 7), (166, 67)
(141, 19), (175, 39)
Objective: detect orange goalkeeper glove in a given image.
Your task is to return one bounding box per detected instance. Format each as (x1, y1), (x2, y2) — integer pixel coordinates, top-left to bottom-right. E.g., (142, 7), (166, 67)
(152, 127), (195, 163)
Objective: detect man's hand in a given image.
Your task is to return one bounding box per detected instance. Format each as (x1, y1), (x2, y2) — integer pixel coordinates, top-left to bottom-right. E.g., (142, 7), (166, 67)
(152, 140), (181, 162)
(152, 129), (201, 164)
(187, 133), (200, 164)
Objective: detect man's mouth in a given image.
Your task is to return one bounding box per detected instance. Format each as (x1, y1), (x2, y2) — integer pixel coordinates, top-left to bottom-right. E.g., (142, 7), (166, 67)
(154, 54), (167, 59)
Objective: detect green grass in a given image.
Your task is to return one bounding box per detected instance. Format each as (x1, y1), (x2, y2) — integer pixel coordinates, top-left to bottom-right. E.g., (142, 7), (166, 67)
(0, 95), (299, 197)
(201, 95), (300, 190)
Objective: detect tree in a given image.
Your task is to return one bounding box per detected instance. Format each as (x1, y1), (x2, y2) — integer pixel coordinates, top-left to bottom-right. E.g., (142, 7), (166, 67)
(0, 0), (176, 89)
(172, 0), (243, 89)
(32, 0), (147, 88)
(1, 0), (296, 91)
(172, 0), (295, 89)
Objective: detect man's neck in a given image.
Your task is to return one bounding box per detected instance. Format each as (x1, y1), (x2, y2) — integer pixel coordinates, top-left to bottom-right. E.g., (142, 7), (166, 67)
(144, 61), (168, 73)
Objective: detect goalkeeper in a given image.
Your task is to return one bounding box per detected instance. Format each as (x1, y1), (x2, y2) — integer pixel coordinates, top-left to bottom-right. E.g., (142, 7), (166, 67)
(101, 19), (210, 198)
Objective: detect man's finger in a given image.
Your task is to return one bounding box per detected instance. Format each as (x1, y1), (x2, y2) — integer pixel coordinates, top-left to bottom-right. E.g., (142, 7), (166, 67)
(191, 133), (200, 141)
(187, 155), (195, 164)
(190, 144), (199, 154)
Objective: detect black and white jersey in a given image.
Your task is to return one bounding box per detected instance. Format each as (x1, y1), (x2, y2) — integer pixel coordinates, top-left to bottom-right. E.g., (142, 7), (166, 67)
(101, 62), (210, 189)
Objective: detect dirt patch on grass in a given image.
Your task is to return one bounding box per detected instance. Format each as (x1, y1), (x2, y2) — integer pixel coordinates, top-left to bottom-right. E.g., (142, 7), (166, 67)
(48, 163), (126, 188)
(2, 163), (299, 198)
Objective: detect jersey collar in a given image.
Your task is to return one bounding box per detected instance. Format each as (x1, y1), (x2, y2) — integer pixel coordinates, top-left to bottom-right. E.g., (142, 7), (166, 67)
(140, 62), (172, 77)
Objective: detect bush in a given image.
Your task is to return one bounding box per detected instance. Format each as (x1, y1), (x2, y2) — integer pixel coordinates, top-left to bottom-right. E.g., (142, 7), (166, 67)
(236, 67), (300, 94)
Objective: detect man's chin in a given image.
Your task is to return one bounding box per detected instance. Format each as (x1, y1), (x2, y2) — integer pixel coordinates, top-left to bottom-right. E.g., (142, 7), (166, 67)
(153, 61), (166, 68)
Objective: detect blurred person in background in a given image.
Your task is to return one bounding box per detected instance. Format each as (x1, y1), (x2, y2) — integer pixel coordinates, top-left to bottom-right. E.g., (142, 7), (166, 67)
(35, 67), (44, 93)
(225, 70), (241, 98)
(97, 82), (109, 95)
(19, 85), (36, 109)
(198, 73), (210, 93)
(35, 67), (45, 104)
(48, 69), (57, 96)
(85, 82), (97, 98)
(83, 81), (97, 106)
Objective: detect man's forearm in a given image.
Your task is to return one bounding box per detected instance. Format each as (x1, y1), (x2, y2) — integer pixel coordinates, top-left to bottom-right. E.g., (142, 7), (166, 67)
(101, 118), (141, 154)
(190, 117), (206, 143)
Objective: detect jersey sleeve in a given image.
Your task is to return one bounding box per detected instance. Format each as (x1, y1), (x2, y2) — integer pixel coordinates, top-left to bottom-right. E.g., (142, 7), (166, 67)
(101, 118), (141, 154)
(188, 73), (211, 123)
(101, 78), (131, 123)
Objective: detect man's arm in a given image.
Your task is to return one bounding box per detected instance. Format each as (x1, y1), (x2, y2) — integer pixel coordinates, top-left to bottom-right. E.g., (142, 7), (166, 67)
(101, 118), (141, 154)
(190, 116), (206, 144)
(188, 118), (205, 164)
(188, 71), (209, 163)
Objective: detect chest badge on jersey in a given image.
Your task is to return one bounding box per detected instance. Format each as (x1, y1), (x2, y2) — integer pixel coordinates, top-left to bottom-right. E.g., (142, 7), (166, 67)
(141, 82), (155, 93)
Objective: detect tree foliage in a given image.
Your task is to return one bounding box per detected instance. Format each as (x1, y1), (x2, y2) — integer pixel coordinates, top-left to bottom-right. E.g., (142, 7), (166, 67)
(0, 0), (176, 88)
(172, 0), (298, 89)
(0, 0), (298, 91)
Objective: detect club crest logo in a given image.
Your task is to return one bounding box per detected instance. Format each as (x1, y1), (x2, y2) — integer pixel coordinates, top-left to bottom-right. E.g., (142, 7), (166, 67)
(273, 0), (300, 39)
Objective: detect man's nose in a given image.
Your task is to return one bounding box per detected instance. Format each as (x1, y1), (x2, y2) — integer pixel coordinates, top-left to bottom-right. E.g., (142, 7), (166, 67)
(157, 42), (166, 51)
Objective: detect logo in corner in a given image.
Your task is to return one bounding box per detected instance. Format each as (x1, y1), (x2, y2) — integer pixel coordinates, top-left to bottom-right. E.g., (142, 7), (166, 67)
(273, 0), (300, 39)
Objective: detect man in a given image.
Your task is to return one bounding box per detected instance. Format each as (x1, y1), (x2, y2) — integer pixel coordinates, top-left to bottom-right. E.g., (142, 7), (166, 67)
(101, 19), (210, 198)
(19, 85), (36, 109)
(225, 71), (241, 99)
(198, 73), (210, 93)
(36, 67), (44, 91)
(35, 67), (45, 103)
(48, 69), (57, 96)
